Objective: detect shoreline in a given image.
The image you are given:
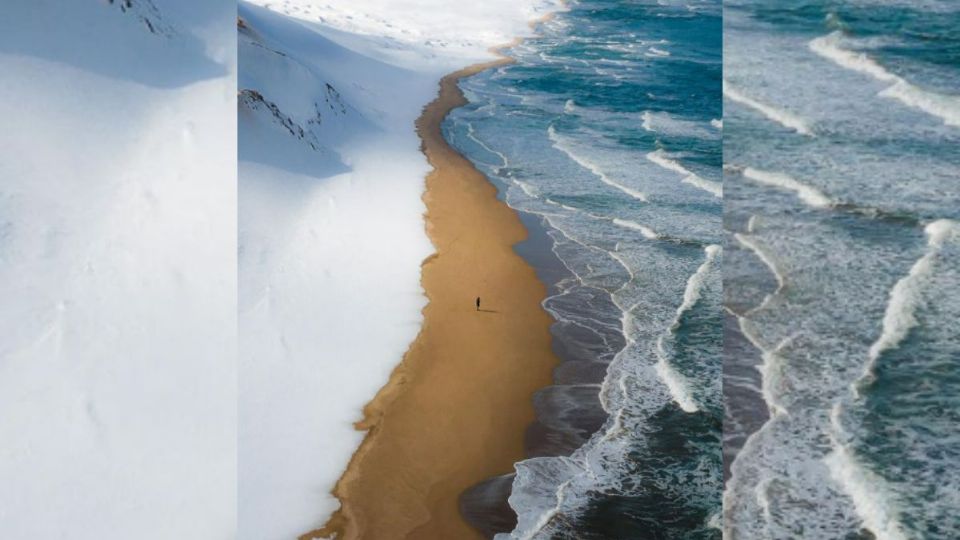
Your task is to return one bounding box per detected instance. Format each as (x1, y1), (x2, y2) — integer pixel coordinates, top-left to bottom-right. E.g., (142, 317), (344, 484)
(306, 18), (562, 540)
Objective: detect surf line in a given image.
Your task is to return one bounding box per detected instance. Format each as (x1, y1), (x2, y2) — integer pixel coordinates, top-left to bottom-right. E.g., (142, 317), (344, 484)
(741, 167), (833, 209)
(731, 219), (794, 419)
(824, 404), (909, 540)
(722, 238), (796, 538)
(547, 124), (650, 202)
(810, 31), (960, 127)
(647, 149), (722, 198)
(853, 219), (959, 396)
(723, 80), (814, 136)
(654, 244), (721, 413)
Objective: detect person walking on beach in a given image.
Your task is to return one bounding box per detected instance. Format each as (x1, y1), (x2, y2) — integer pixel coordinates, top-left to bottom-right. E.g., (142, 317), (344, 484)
(476, 297), (481, 311)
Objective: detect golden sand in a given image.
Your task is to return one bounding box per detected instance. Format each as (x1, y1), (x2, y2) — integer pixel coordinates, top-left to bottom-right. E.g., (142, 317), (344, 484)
(305, 41), (561, 540)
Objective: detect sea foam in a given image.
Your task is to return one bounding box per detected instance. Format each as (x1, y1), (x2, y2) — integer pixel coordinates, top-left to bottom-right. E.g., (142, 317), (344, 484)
(675, 244), (722, 326)
(810, 32), (960, 127)
(857, 219), (959, 394)
(654, 353), (700, 413)
(826, 405), (909, 540)
(466, 122), (508, 167)
(734, 232), (786, 313)
(548, 125), (648, 201)
(723, 81), (814, 136)
(642, 110), (718, 138)
(613, 218), (659, 239)
(463, 2), (722, 534)
(742, 167), (833, 208)
(647, 149), (722, 198)
(655, 245), (721, 413)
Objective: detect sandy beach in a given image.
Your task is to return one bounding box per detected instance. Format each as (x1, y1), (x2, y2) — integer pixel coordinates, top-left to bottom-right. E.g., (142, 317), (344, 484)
(304, 45), (560, 540)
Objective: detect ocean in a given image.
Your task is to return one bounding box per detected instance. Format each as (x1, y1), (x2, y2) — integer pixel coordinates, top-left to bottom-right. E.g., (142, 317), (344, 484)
(723, 1), (960, 538)
(444, 0), (723, 537)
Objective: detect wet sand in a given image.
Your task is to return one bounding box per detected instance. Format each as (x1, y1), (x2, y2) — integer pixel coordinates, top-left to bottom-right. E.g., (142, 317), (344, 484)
(305, 42), (560, 540)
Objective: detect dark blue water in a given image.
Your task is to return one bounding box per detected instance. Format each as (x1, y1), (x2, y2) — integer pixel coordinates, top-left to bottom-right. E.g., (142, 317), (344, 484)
(445, 1), (723, 537)
(723, 1), (960, 538)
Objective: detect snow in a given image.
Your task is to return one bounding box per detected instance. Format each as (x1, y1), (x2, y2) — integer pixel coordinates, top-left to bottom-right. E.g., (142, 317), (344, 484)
(0, 0), (560, 536)
(248, 0), (558, 69)
(0, 2), (236, 539)
(237, 0), (562, 538)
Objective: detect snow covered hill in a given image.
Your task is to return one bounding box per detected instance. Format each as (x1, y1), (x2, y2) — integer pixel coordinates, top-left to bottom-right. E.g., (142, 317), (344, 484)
(236, 0), (560, 538)
(0, 0), (559, 537)
(0, 1), (236, 538)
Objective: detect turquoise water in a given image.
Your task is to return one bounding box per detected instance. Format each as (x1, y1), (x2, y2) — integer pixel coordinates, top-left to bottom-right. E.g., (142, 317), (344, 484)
(724, 1), (960, 538)
(445, 0), (722, 537)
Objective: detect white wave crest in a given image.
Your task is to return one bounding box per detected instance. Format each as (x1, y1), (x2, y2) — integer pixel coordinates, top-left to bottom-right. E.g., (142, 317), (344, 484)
(654, 245), (721, 413)
(825, 225), (960, 540)
(548, 126), (648, 202)
(858, 219), (959, 393)
(927, 218), (960, 247)
(505, 457), (583, 540)
(711, 118), (722, 129)
(646, 46), (670, 57)
(675, 244), (721, 325)
(563, 99), (577, 114)
(810, 31), (960, 127)
(466, 122), (508, 167)
(809, 32), (898, 83)
(742, 167), (833, 208)
(654, 354), (700, 413)
(707, 511), (722, 530)
(723, 81), (814, 136)
(826, 405), (909, 540)
(880, 82), (960, 127)
(641, 111), (654, 132)
(514, 180), (539, 198)
(734, 232), (786, 310)
(646, 149), (722, 198)
(612, 218), (658, 239)
(739, 320), (791, 417)
(641, 110), (655, 132)
(642, 110), (717, 138)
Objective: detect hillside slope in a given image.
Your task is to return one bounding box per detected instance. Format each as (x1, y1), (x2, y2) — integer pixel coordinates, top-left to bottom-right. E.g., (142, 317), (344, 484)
(0, 1), (236, 538)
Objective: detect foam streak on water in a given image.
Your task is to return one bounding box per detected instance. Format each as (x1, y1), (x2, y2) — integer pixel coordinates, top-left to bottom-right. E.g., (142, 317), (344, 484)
(547, 125), (649, 202)
(612, 218), (658, 240)
(810, 32), (960, 127)
(722, 81), (813, 136)
(826, 405), (909, 540)
(647, 149), (723, 198)
(656, 245), (721, 413)
(857, 219), (960, 394)
(742, 167), (833, 209)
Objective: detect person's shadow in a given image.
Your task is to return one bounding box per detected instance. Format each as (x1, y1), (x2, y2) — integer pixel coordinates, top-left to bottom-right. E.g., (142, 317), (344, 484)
(477, 308), (499, 314)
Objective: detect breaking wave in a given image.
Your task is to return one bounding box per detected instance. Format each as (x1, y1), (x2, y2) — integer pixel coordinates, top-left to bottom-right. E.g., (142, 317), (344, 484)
(723, 81), (814, 136)
(810, 31), (960, 127)
(655, 245), (721, 413)
(548, 125), (649, 201)
(856, 219), (959, 393)
(742, 167), (833, 208)
(647, 149), (722, 198)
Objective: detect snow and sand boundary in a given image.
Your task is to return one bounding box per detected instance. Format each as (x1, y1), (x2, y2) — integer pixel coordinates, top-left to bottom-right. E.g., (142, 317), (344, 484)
(237, 1), (563, 539)
(313, 10), (571, 540)
(312, 36), (563, 539)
